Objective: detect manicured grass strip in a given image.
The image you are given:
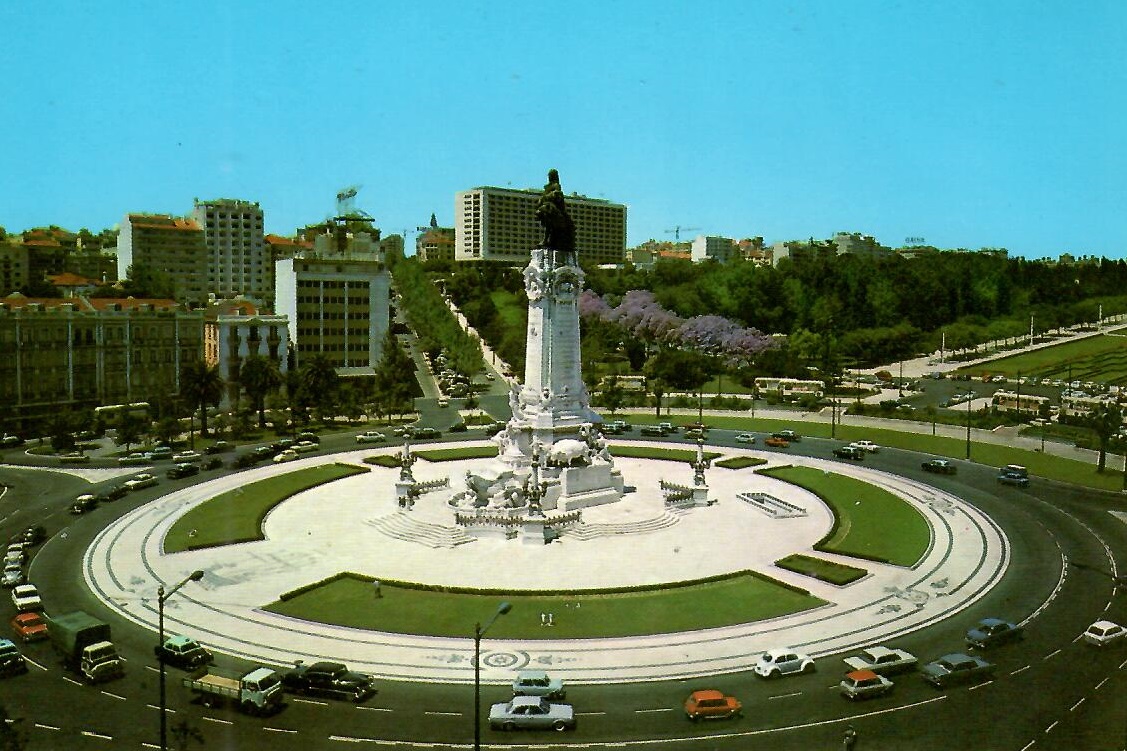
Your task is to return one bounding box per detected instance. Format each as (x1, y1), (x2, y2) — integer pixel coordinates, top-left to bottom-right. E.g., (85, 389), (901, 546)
(364, 455), (401, 468)
(265, 572), (826, 639)
(760, 465), (930, 567)
(414, 446), (499, 461)
(776, 554), (868, 586)
(715, 456), (767, 469)
(164, 463), (369, 553)
(608, 445), (721, 463)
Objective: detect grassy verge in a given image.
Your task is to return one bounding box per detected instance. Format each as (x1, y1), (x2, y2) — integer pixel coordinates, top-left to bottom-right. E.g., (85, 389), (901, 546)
(714, 456), (768, 469)
(608, 445), (721, 463)
(415, 446), (499, 461)
(264, 572), (825, 638)
(760, 465), (930, 567)
(164, 463), (369, 553)
(776, 554), (868, 586)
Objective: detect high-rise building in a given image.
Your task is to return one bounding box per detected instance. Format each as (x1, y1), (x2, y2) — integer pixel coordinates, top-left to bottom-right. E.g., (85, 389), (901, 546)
(118, 214), (209, 305)
(274, 231), (391, 378)
(454, 186), (626, 265)
(189, 198), (270, 304)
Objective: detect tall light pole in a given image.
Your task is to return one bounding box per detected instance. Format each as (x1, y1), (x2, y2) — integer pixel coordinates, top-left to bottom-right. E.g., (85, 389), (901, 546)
(474, 601), (511, 751)
(158, 570), (205, 751)
(965, 388), (974, 460)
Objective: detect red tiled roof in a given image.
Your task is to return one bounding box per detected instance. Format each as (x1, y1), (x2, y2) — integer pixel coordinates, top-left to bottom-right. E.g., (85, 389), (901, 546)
(85, 297), (179, 311)
(47, 272), (100, 287)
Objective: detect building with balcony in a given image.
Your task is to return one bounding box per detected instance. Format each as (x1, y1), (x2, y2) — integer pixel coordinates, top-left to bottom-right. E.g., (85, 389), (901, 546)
(204, 298), (289, 407)
(118, 214), (209, 305)
(189, 198), (271, 304)
(454, 185), (627, 265)
(274, 231), (391, 379)
(0, 294), (204, 432)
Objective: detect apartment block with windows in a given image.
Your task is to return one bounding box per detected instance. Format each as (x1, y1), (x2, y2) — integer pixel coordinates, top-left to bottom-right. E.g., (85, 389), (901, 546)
(118, 214), (209, 305)
(204, 298), (289, 407)
(454, 186), (627, 265)
(189, 198), (271, 304)
(274, 232), (390, 378)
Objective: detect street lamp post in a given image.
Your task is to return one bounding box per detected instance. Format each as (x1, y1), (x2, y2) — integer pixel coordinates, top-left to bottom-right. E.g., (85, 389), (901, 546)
(473, 601), (511, 751)
(158, 570), (205, 751)
(965, 388), (973, 460)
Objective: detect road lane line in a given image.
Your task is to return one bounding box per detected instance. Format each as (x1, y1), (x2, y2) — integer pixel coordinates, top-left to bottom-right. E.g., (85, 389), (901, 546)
(635, 707), (675, 713)
(355, 705), (393, 712)
(81, 730), (113, 740)
(769, 691), (803, 700)
(969, 680), (993, 691)
(1096, 677), (1110, 690)
(1010, 665), (1030, 675)
(33, 723), (60, 730)
(100, 690), (127, 701)
(202, 716), (233, 725)
(1046, 720), (1059, 733)
(292, 697), (329, 706)
(1070, 698), (1085, 711)
(424, 711), (461, 716)
(1043, 649), (1061, 660)
(265, 727), (298, 734)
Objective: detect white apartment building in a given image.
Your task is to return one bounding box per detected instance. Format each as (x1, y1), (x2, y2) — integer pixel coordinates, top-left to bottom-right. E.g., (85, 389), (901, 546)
(690, 235), (738, 263)
(204, 299), (289, 407)
(189, 198), (271, 304)
(454, 186), (626, 265)
(274, 232), (390, 378)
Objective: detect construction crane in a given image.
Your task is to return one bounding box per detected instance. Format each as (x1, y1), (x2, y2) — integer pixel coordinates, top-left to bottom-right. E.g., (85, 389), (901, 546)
(665, 225), (701, 241)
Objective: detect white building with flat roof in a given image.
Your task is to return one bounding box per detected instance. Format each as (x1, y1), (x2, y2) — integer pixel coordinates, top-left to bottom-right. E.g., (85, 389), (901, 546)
(455, 186), (626, 265)
(189, 198), (271, 304)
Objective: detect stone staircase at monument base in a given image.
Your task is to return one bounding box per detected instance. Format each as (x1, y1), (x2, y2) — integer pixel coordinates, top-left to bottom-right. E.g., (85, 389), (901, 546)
(559, 510), (682, 541)
(365, 511), (476, 548)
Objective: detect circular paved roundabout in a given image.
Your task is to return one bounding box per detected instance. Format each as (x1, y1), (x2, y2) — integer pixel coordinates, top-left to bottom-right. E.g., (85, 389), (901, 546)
(85, 441), (1008, 685)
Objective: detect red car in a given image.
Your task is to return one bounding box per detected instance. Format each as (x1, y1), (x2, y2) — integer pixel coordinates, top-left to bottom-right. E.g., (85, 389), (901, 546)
(11, 611), (47, 642)
(683, 689), (741, 721)
(765, 436), (790, 448)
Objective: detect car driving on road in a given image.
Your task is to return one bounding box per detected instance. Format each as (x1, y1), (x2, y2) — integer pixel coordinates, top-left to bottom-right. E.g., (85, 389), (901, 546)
(843, 646), (918, 675)
(512, 670), (565, 699)
(753, 648), (814, 678)
(282, 660), (376, 702)
(1084, 620), (1127, 647)
(920, 653), (994, 688)
(683, 689), (741, 721)
(839, 669), (893, 700)
(123, 473), (158, 491)
(489, 695), (575, 732)
(922, 459), (957, 474)
(155, 635), (213, 669)
(356, 431), (387, 444)
(965, 617), (1023, 649)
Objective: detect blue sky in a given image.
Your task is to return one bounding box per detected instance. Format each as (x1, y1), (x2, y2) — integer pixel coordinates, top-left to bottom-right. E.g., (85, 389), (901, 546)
(2, 1), (1124, 258)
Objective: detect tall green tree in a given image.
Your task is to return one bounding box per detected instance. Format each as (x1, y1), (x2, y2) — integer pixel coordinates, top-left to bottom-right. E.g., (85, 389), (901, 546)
(298, 353), (340, 423)
(239, 355), (283, 428)
(1087, 402), (1124, 473)
(373, 329), (417, 419)
(179, 360), (224, 437)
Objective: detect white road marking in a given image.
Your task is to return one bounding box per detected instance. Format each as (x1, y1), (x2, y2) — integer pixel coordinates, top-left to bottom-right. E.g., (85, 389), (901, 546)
(81, 730), (113, 740)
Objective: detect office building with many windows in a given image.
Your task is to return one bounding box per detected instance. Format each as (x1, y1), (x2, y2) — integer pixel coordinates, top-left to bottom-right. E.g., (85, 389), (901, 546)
(189, 198), (271, 304)
(117, 214), (209, 305)
(454, 186), (626, 265)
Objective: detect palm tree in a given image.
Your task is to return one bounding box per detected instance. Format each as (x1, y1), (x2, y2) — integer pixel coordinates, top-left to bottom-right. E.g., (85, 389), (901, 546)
(299, 353), (340, 424)
(239, 355), (283, 428)
(180, 360), (224, 438)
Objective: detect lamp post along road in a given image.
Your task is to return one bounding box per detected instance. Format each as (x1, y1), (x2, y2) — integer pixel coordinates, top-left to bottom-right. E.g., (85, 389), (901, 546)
(158, 570), (205, 751)
(474, 601), (511, 751)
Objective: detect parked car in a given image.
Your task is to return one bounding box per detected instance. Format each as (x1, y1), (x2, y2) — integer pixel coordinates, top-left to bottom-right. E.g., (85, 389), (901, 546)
(852, 440), (880, 453)
(843, 646), (918, 675)
(10, 584), (41, 612)
(833, 445), (865, 460)
(640, 425), (669, 437)
(839, 669), (893, 700)
(123, 473), (158, 491)
(0, 638), (28, 677)
(281, 660), (376, 702)
(735, 433), (756, 443)
(683, 689), (741, 721)
(10, 612), (47, 642)
(512, 670), (565, 699)
(70, 494), (101, 514)
(0, 435), (25, 448)
(764, 436), (790, 448)
(489, 695), (575, 732)
(1, 566), (24, 588)
(167, 463), (200, 479)
(172, 450), (203, 463)
(920, 653), (994, 688)
(20, 527), (47, 547)
(753, 648), (814, 678)
(1084, 620), (1127, 647)
(205, 441), (233, 454)
(965, 618), (1023, 649)
(356, 431), (387, 444)
(57, 452), (91, 464)
(273, 450), (298, 464)
(155, 635), (213, 669)
(922, 459), (957, 475)
(997, 464), (1030, 487)
(4, 544), (25, 566)
(147, 446), (174, 461)
(292, 440), (318, 454)
(118, 452), (150, 466)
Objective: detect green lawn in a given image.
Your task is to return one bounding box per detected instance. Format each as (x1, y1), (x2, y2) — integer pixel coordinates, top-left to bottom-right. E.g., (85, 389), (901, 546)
(958, 333), (1127, 383)
(776, 554), (868, 586)
(164, 463), (369, 553)
(608, 445), (721, 463)
(265, 572), (825, 638)
(714, 456), (768, 469)
(760, 465), (930, 567)
(415, 446), (499, 462)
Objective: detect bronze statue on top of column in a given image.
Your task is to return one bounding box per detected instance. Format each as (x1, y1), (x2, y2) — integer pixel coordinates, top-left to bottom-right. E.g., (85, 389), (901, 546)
(535, 168), (576, 255)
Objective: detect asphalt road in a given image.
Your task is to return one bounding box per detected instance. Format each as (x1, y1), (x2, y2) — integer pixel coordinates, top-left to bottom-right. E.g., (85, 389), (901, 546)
(3, 430), (1127, 750)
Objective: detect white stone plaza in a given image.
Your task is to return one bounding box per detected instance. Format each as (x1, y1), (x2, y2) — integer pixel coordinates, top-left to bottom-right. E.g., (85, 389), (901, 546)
(83, 442), (1008, 684)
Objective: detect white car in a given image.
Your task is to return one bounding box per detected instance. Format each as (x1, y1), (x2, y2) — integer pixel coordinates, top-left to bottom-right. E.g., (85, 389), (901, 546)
(11, 584), (41, 612)
(356, 431), (387, 444)
(843, 646), (918, 675)
(735, 433), (756, 443)
(123, 473), (158, 491)
(1084, 620), (1127, 647)
(118, 452), (150, 466)
(852, 440), (880, 453)
(292, 441), (318, 454)
(273, 449), (298, 464)
(172, 450), (203, 463)
(1, 565), (24, 588)
(753, 648), (814, 678)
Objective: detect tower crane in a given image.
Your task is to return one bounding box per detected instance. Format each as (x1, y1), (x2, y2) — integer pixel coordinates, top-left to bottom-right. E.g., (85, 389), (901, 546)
(665, 225), (701, 241)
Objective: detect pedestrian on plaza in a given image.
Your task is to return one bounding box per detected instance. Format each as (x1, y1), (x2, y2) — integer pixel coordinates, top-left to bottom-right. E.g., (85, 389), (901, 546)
(842, 725), (858, 749)
(373, 579), (382, 599)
